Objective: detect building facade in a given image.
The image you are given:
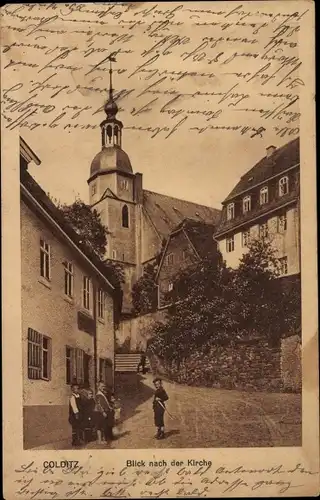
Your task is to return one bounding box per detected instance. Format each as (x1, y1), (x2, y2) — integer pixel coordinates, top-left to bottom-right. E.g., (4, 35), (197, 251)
(215, 138), (300, 277)
(156, 219), (220, 308)
(88, 71), (221, 315)
(21, 139), (117, 449)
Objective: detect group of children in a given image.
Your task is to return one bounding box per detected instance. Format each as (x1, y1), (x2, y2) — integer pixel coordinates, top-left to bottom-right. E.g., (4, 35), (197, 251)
(68, 381), (121, 447)
(68, 377), (169, 446)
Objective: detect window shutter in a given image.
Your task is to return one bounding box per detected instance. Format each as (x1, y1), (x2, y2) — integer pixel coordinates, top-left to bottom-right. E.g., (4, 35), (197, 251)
(71, 349), (77, 382)
(80, 350), (84, 384)
(47, 338), (52, 380)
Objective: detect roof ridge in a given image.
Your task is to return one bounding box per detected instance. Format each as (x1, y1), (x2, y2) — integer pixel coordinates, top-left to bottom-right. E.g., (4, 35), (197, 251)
(222, 137), (300, 203)
(143, 189), (221, 212)
(240, 137), (300, 180)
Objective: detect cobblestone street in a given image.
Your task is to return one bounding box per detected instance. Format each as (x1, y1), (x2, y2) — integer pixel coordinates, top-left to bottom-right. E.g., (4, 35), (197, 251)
(106, 374), (301, 449)
(36, 373), (301, 450)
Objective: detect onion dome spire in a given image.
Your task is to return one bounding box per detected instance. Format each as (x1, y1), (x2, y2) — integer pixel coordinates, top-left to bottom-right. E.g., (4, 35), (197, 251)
(99, 54), (123, 149)
(104, 54), (118, 119)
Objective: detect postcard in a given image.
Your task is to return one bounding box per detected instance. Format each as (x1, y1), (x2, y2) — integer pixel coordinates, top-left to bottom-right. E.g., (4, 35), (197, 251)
(1, 1), (319, 498)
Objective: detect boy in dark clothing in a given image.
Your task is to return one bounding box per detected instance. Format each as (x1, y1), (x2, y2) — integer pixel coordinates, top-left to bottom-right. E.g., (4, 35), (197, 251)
(152, 378), (169, 440)
(82, 389), (96, 443)
(68, 384), (83, 446)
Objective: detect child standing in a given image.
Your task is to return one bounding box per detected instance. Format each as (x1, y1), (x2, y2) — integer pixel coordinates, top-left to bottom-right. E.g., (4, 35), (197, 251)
(112, 395), (122, 437)
(82, 389), (96, 443)
(152, 378), (169, 440)
(68, 384), (83, 446)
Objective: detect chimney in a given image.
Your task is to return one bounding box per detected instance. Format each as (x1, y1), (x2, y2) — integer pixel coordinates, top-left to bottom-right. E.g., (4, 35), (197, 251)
(134, 172), (143, 204)
(266, 145), (276, 158)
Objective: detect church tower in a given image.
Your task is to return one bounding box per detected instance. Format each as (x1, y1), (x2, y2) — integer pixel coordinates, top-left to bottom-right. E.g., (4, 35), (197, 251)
(87, 56), (144, 315)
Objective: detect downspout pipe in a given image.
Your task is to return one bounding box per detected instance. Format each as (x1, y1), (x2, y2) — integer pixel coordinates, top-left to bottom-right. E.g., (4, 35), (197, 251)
(93, 281), (98, 391)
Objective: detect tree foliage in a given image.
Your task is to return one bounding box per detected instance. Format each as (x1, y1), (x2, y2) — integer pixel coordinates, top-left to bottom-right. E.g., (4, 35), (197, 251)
(132, 262), (158, 316)
(57, 198), (125, 290)
(148, 237), (301, 362)
(58, 199), (108, 259)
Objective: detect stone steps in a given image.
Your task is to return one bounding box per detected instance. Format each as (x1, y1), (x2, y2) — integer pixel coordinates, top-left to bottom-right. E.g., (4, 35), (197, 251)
(115, 353), (150, 373)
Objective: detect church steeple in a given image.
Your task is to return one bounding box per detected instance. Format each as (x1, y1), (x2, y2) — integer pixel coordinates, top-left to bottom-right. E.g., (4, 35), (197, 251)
(89, 55), (133, 180)
(101, 54), (123, 148)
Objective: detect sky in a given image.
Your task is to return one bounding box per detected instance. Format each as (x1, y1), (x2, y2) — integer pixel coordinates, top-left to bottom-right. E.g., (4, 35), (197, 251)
(2, 1), (301, 210)
(25, 121), (291, 210)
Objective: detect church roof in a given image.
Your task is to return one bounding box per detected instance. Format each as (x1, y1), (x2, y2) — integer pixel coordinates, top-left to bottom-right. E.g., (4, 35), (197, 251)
(223, 137), (300, 203)
(90, 146), (133, 178)
(143, 190), (221, 238)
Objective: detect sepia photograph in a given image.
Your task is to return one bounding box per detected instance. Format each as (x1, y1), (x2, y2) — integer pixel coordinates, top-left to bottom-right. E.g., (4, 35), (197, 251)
(2, 1), (318, 498)
(20, 42), (301, 453)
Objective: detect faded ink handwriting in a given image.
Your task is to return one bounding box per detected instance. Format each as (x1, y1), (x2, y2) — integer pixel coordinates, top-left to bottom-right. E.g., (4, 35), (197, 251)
(10, 460), (316, 498)
(0, 2), (307, 140)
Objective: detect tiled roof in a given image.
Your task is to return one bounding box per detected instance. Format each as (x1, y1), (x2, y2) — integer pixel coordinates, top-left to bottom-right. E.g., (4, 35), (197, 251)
(143, 190), (221, 238)
(177, 219), (217, 259)
(224, 137), (300, 203)
(20, 168), (117, 294)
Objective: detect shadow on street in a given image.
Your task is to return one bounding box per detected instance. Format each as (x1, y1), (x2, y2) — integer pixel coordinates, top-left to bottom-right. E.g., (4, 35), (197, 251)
(115, 373), (154, 423)
(165, 429), (180, 438)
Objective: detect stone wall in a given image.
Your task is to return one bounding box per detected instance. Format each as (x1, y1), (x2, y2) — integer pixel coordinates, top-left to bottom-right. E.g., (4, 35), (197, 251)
(149, 340), (283, 392)
(116, 309), (167, 352)
(281, 334), (301, 392)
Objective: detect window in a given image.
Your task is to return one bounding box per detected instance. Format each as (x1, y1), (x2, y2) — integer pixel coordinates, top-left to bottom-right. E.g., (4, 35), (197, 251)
(83, 276), (91, 310)
(279, 256), (288, 276)
(259, 222), (268, 238)
(122, 205), (129, 228)
(40, 239), (51, 280)
(226, 236), (234, 253)
(182, 250), (187, 260)
(114, 125), (119, 145)
(168, 282), (174, 292)
(91, 183), (97, 195)
(166, 253), (174, 265)
(260, 186), (268, 205)
(107, 125), (112, 143)
(243, 195), (251, 213)
(66, 346), (85, 385)
(112, 250), (117, 260)
(121, 179), (129, 190)
(279, 176), (289, 196)
(278, 213), (287, 232)
(227, 203), (235, 220)
(64, 261), (74, 297)
(98, 289), (104, 319)
(28, 328), (51, 380)
(242, 229), (250, 247)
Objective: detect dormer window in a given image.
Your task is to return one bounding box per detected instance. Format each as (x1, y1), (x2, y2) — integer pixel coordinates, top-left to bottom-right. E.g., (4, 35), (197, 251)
(260, 186), (268, 205)
(279, 176), (289, 196)
(227, 203), (235, 220)
(243, 195), (251, 213)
